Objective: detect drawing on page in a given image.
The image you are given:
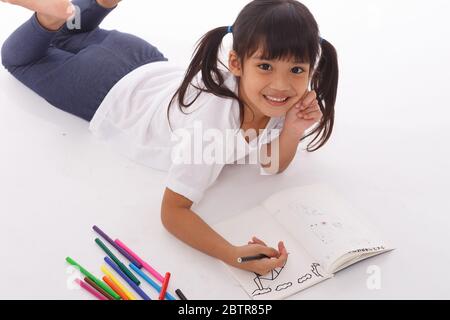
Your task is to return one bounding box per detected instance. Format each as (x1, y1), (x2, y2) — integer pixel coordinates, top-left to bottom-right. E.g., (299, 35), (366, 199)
(276, 282), (293, 291)
(288, 201), (325, 217)
(251, 265), (285, 297)
(251, 262), (325, 297)
(285, 203), (344, 245)
(297, 263), (324, 284)
(311, 263), (324, 277)
(287, 201), (375, 249)
(309, 222), (340, 245)
(298, 273), (312, 284)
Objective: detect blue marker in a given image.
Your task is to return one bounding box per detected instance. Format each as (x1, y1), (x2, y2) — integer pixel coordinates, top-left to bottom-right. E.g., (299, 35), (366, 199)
(129, 263), (175, 300)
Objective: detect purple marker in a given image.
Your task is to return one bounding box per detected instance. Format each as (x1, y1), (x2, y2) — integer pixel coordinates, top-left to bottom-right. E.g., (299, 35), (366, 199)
(92, 225), (143, 269)
(105, 257), (151, 300)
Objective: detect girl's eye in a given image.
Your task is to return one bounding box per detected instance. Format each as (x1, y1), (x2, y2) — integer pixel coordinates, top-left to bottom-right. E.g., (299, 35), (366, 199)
(292, 67), (304, 74)
(258, 64), (272, 71)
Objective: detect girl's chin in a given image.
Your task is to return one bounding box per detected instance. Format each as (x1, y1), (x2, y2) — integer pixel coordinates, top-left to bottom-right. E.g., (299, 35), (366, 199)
(258, 97), (290, 116)
(260, 108), (288, 119)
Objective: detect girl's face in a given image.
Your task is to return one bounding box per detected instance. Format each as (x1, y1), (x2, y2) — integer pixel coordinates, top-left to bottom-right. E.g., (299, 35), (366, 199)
(229, 49), (311, 121)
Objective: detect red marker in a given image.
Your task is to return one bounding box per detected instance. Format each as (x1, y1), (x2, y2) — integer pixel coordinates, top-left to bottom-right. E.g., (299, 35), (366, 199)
(159, 272), (171, 300)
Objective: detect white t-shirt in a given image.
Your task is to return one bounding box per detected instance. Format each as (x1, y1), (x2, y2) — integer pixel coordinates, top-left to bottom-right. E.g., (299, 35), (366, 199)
(89, 60), (285, 204)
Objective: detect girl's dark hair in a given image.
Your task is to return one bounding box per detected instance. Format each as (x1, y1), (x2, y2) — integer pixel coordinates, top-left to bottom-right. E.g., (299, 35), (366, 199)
(167, 0), (339, 152)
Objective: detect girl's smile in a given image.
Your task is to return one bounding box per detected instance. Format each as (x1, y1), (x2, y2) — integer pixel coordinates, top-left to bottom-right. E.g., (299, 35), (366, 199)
(229, 49), (310, 126)
(263, 94), (291, 106)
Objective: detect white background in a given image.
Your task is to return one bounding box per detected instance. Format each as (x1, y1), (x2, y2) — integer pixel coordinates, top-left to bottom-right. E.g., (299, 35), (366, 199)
(0, 0), (449, 299)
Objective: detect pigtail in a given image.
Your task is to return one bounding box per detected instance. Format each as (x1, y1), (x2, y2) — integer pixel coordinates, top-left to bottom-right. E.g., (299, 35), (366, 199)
(304, 38), (339, 152)
(167, 26), (243, 131)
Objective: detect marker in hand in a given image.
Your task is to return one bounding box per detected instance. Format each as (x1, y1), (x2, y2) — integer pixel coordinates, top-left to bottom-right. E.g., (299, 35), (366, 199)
(237, 254), (271, 264)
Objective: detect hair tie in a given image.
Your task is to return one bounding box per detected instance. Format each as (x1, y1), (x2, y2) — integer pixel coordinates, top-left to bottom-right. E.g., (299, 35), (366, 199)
(227, 26), (233, 34)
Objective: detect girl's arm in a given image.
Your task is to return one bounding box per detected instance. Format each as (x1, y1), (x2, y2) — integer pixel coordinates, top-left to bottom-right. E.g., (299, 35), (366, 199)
(259, 129), (304, 175)
(161, 188), (288, 275)
(260, 91), (323, 174)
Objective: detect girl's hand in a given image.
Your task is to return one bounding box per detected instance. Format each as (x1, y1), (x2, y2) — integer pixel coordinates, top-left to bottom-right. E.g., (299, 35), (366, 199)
(229, 237), (288, 275)
(283, 90), (323, 138)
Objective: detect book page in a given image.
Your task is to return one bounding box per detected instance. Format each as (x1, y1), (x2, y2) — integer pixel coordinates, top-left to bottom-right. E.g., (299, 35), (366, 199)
(214, 205), (332, 300)
(262, 183), (388, 274)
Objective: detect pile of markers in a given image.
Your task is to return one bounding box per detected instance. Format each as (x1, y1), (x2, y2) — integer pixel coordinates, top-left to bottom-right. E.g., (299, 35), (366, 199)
(66, 225), (187, 300)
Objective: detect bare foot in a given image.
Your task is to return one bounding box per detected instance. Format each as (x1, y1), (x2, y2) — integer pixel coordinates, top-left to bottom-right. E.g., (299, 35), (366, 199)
(96, 0), (122, 9)
(36, 12), (67, 31)
(4, 0), (75, 20)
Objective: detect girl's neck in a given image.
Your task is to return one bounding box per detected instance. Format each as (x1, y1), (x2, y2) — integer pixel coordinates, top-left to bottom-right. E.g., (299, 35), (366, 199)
(242, 104), (271, 132)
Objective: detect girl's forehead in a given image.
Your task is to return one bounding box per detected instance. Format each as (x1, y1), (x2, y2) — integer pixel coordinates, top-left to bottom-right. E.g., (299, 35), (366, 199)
(247, 51), (308, 65)
(245, 43), (309, 62)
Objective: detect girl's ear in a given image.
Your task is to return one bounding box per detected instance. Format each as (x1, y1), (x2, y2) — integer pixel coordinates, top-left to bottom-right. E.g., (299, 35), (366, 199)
(228, 50), (243, 77)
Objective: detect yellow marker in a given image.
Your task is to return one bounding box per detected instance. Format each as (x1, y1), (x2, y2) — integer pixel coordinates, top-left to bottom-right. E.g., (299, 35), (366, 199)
(101, 265), (136, 300)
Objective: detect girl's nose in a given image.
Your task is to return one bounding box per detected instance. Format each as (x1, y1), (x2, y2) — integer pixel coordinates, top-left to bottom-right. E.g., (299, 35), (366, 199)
(269, 74), (291, 93)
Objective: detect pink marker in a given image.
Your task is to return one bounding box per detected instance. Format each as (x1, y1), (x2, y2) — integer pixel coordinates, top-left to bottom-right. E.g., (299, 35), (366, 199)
(75, 278), (107, 300)
(114, 239), (165, 283)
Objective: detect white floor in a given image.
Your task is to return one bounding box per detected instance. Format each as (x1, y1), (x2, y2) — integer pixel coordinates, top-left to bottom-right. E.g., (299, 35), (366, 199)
(1, 0), (449, 300)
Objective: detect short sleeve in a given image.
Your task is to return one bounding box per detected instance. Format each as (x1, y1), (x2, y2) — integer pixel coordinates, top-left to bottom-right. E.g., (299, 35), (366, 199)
(165, 127), (226, 204)
(164, 79), (239, 204)
(257, 116), (285, 147)
(273, 116), (285, 130)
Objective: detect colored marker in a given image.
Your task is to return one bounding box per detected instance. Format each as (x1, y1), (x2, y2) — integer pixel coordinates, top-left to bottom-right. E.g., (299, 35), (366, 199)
(129, 263), (175, 300)
(104, 256), (151, 300)
(95, 238), (141, 286)
(159, 272), (171, 300)
(92, 226), (143, 268)
(84, 277), (115, 300)
(237, 254), (270, 263)
(66, 256), (120, 300)
(100, 265), (136, 300)
(103, 275), (129, 300)
(114, 238), (164, 283)
(75, 278), (107, 300)
(175, 289), (188, 300)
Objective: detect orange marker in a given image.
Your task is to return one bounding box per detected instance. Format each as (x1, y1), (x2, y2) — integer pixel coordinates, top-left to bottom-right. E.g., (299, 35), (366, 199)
(158, 272), (171, 300)
(102, 275), (129, 300)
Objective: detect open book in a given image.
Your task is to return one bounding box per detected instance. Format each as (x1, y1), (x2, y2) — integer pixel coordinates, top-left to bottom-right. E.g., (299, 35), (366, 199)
(214, 183), (394, 300)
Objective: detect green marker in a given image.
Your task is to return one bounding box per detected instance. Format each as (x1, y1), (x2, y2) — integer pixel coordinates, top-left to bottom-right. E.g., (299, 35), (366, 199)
(66, 256), (120, 300)
(94, 238), (141, 286)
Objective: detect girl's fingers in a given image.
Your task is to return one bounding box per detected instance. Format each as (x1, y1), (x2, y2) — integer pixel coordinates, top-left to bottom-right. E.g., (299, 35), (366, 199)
(300, 107), (320, 116)
(300, 99), (320, 112)
(260, 246), (280, 258)
(303, 109), (322, 118)
(248, 245), (288, 274)
(298, 101), (321, 114)
(278, 241), (288, 255)
(275, 242), (288, 264)
(251, 236), (267, 247)
(298, 106), (322, 116)
(300, 104), (320, 116)
(262, 247), (288, 272)
(301, 91), (317, 109)
(297, 107), (322, 119)
(302, 111), (322, 121)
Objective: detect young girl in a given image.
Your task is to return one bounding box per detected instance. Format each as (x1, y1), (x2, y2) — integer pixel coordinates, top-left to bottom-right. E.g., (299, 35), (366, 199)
(1, 0), (338, 276)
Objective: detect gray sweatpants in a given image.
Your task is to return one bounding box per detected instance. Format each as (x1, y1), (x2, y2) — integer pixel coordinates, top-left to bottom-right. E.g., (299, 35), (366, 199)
(1, 0), (168, 121)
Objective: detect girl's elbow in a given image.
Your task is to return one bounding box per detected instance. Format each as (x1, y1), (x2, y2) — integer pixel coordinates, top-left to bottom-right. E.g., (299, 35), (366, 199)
(160, 207), (175, 232)
(160, 187), (193, 231)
